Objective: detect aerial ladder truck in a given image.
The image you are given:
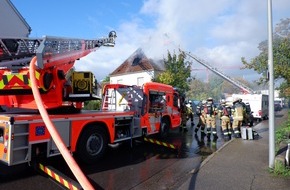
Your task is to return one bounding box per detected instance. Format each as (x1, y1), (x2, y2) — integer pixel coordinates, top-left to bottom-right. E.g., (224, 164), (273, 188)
(0, 31), (181, 171)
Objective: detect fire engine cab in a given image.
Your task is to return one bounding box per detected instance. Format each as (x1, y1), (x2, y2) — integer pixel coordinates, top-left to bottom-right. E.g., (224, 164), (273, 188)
(102, 83), (181, 138)
(0, 32), (182, 166)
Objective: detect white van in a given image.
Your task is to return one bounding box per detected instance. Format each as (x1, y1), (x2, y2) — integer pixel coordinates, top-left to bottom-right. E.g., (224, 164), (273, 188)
(274, 98), (284, 108)
(232, 94), (269, 121)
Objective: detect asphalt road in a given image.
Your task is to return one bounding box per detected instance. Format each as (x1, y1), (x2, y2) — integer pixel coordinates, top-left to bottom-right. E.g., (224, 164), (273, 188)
(0, 117), (231, 190)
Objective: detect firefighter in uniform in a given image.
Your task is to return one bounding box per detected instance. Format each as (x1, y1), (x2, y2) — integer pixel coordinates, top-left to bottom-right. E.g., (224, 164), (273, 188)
(231, 98), (245, 138)
(186, 100), (194, 127)
(194, 100), (207, 134)
(218, 101), (232, 140)
(180, 96), (188, 132)
(205, 97), (218, 140)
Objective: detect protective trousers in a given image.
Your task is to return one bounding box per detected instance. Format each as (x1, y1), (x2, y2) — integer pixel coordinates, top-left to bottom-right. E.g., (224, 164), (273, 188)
(206, 115), (217, 137)
(232, 118), (242, 138)
(180, 111), (188, 132)
(189, 113), (194, 126)
(221, 116), (232, 137)
(195, 115), (206, 133)
(181, 112), (187, 126)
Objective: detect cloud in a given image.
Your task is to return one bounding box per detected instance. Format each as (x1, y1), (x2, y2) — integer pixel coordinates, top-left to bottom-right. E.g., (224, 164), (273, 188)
(78, 0), (290, 83)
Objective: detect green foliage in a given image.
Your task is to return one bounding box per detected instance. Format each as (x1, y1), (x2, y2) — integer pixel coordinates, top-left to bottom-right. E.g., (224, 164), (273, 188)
(275, 111), (290, 147)
(155, 51), (191, 94)
(187, 79), (208, 101)
(102, 76), (110, 82)
(186, 75), (252, 102)
(271, 161), (290, 177)
(241, 18), (290, 97)
(272, 110), (290, 177)
(83, 100), (101, 110)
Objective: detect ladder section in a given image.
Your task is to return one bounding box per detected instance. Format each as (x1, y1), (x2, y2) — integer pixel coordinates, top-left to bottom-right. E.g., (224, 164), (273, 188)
(102, 88), (116, 111)
(0, 31), (117, 69)
(183, 51), (254, 94)
(0, 38), (42, 69)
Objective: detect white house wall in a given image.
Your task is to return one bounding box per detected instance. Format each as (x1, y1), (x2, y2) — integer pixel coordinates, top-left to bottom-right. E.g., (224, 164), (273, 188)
(110, 71), (154, 86)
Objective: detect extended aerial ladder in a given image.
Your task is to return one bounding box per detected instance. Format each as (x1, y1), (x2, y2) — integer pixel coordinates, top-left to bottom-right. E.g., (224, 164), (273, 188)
(0, 31), (117, 110)
(181, 50), (255, 94)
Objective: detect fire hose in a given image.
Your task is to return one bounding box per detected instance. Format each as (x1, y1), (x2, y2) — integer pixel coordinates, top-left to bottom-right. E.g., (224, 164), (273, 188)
(29, 56), (94, 190)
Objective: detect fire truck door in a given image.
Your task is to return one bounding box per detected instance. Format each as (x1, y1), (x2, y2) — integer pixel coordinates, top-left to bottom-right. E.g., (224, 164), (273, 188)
(49, 121), (70, 155)
(171, 92), (181, 126)
(148, 91), (164, 133)
(171, 108), (181, 127)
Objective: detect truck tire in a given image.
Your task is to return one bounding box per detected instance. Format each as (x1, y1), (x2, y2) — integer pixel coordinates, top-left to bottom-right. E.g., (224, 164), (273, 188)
(159, 118), (169, 139)
(76, 126), (108, 164)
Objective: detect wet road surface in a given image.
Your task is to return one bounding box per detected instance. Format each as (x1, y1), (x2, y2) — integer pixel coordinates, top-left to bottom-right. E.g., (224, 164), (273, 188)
(0, 117), (233, 190)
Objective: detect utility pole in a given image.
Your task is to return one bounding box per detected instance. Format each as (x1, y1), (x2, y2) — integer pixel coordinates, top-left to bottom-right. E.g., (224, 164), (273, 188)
(267, 0), (275, 169)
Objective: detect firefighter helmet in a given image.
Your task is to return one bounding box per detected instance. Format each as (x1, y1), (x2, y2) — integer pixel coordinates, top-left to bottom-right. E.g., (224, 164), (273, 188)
(207, 97), (213, 102)
(220, 100), (226, 105)
(233, 97), (240, 103)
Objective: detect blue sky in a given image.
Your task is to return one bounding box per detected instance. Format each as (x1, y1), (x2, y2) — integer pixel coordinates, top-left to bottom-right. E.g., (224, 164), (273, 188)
(12, 1), (145, 38)
(11, 0), (290, 83)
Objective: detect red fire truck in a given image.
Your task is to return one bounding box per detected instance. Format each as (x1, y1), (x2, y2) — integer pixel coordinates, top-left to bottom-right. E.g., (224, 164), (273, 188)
(0, 33), (181, 166)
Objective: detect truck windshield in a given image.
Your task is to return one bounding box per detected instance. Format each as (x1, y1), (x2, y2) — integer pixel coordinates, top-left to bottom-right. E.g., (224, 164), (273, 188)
(149, 92), (166, 113)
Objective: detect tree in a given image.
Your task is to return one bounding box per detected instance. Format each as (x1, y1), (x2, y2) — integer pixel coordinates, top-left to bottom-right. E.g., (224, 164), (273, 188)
(154, 51), (192, 94)
(187, 78), (208, 101)
(241, 18), (290, 97)
(187, 73), (257, 102)
(102, 76), (110, 83)
(83, 100), (101, 110)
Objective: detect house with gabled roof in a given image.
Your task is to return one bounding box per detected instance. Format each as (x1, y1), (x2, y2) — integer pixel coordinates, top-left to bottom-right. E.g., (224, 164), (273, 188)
(109, 48), (164, 86)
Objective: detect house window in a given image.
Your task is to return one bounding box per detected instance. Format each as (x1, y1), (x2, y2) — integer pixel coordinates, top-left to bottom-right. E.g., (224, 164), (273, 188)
(137, 77), (144, 86)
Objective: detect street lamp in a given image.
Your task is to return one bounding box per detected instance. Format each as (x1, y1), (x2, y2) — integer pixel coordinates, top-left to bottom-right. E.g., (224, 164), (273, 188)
(267, 0), (275, 169)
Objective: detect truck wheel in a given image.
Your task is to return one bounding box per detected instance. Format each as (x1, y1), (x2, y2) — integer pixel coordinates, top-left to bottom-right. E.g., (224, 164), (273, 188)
(76, 126), (108, 164)
(159, 119), (169, 139)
